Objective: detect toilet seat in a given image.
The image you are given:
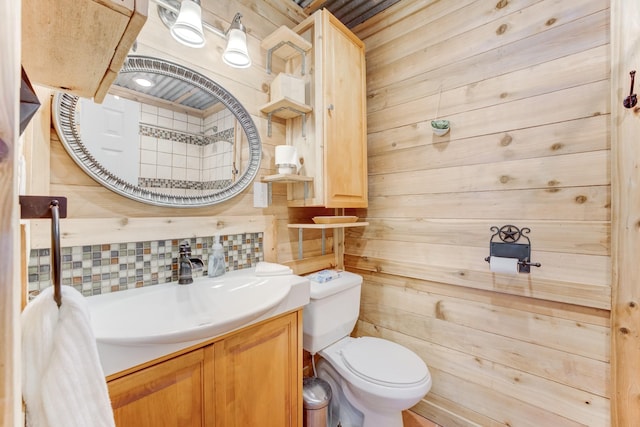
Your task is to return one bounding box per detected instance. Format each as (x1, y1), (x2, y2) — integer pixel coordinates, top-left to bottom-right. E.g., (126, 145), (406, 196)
(340, 337), (429, 388)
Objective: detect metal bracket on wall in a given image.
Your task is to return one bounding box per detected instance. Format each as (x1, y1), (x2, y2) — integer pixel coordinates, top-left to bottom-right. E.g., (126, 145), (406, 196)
(266, 41), (308, 75)
(296, 228), (327, 260)
(19, 195), (68, 307)
(266, 108), (308, 137)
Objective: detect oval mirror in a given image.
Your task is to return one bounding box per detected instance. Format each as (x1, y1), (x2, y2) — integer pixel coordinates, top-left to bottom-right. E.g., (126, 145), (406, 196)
(53, 55), (261, 207)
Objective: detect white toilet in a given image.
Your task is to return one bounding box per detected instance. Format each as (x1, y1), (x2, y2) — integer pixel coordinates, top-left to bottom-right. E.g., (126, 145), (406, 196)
(303, 271), (432, 427)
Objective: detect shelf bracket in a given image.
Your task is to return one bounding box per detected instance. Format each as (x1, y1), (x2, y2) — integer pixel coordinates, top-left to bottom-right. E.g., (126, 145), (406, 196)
(296, 228), (325, 259)
(266, 112), (274, 137)
(266, 182), (273, 205)
(298, 228), (304, 260)
(266, 108), (307, 137)
(266, 41), (308, 75)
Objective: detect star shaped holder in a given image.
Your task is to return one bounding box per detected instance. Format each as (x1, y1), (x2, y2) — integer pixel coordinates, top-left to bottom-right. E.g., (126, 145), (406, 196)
(484, 225), (541, 273)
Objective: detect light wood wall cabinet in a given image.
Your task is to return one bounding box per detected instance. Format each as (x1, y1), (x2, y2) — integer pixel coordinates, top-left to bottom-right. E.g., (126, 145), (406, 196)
(107, 311), (301, 427)
(21, 0), (147, 103)
(266, 10), (368, 208)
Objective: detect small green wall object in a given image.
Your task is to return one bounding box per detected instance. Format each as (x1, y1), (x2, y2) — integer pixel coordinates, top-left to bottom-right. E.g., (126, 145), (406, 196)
(431, 119), (450, 136)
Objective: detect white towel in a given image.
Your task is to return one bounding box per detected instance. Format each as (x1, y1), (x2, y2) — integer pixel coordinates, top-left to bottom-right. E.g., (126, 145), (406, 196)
(255, 261), (293, 276)
(22, 285), (115, 427)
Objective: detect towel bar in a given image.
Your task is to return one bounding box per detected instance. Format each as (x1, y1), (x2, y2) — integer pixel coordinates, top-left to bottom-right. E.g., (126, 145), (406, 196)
(19, 195), (67, 307)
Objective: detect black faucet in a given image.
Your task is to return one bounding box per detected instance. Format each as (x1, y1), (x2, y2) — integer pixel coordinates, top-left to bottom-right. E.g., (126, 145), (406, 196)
(178, 242), (203, 285)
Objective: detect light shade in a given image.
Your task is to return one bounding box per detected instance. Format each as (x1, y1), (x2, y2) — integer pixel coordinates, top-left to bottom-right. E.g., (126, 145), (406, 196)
(223, 28), (251, 68)
(170, 0), (205, 48)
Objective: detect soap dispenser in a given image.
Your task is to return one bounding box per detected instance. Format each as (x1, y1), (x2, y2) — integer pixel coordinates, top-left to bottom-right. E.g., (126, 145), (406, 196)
(208, 235), (226, 277)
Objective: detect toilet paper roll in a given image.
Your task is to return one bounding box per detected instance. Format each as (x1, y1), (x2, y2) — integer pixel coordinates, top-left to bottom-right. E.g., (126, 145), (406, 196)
(275, 145), (301, 174)
(489, 256), (519, 275)
(275, 145), (298, 166)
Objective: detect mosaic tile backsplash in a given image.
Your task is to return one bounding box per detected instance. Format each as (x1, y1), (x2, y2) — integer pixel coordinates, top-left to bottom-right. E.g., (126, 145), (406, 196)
(28, 233), (264, 298)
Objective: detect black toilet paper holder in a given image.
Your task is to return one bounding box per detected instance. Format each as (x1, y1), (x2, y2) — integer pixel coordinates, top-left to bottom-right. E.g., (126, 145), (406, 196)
(484, 225), (541, 273)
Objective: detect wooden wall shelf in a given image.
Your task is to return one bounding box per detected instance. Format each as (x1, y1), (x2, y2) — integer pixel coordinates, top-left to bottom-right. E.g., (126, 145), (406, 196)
(287, 222), (369, 229)
(260, 98), (312, 119)
(288, 222), (368, 260)
(261, 25), (312, 75)
(260, 98), (312, 137)
(261, 174), (314, 206)
(261, 174), (313, 183)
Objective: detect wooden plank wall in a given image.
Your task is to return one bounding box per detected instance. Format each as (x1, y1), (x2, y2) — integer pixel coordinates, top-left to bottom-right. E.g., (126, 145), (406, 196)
(348, 1), (612, 426)
(610, 1), (640, 425)
(28, 0), (325, 262)
(25, 0), (625, 425)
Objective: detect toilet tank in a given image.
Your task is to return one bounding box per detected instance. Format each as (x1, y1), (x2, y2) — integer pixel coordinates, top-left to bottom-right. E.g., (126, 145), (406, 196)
(303, 271), (363, 354)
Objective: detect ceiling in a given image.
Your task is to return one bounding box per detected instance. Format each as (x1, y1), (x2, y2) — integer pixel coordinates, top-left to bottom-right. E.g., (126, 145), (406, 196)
(293, 0), (402, 29)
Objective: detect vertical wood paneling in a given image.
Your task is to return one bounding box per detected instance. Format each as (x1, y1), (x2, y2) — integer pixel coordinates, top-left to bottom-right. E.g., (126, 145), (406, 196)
(350, 0), (612, 425)
(610, 0), (640, 425)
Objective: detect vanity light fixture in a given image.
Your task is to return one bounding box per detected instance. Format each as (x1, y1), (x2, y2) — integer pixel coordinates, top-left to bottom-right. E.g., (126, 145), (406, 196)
(222, 13), (251, 68)
(170, 0), (205, 48)
(154, 0), (251, 68)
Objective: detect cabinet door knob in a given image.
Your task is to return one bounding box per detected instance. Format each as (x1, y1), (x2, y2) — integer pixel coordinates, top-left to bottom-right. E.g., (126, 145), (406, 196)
(327, 104), (334, 111)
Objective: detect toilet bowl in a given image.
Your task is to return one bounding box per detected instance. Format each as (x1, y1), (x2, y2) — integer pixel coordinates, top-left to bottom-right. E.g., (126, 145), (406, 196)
(302, 271), (432, 427)
(317, 336), (431, 427)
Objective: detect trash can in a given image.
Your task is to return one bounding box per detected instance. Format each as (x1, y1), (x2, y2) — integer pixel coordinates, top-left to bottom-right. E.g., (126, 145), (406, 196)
(303, 376), (332, 427)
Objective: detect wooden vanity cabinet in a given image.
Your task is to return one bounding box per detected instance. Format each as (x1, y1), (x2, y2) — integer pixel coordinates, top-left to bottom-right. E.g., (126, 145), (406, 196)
(278, 10), (368, 208)
(214, 310), (301, 427)
(107, 311), (302, 427)
(21, 0), (147, 103)
(109, 348), (214, 427)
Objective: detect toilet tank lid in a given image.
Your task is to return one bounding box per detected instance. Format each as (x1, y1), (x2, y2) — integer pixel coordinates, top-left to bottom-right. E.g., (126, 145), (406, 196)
(306, 270), (362, 299)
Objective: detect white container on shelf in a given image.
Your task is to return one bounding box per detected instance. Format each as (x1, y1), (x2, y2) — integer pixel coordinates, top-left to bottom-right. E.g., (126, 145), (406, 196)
(271, 73), (305, 104)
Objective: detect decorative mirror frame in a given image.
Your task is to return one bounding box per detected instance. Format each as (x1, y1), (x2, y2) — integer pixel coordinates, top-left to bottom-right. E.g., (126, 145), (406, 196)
(53, 56), (262, 208)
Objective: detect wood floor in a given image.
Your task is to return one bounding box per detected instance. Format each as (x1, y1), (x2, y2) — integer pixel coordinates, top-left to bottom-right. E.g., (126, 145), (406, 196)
(402, 410), (441, 427)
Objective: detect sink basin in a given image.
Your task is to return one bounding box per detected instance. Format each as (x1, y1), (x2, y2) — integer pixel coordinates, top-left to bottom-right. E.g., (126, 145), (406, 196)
(87, 271), (294, 346)
(88, 267), (310, 376)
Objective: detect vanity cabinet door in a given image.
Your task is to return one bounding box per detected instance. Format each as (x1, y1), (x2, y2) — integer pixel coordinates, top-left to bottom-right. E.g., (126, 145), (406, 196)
(108, 347), (214, 427)
(214, 311), (301, 427)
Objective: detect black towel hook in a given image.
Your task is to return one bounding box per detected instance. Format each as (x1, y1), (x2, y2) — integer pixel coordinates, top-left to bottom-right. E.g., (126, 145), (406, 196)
(623, 70), (637, 109)
(19, 195), (67, 307)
